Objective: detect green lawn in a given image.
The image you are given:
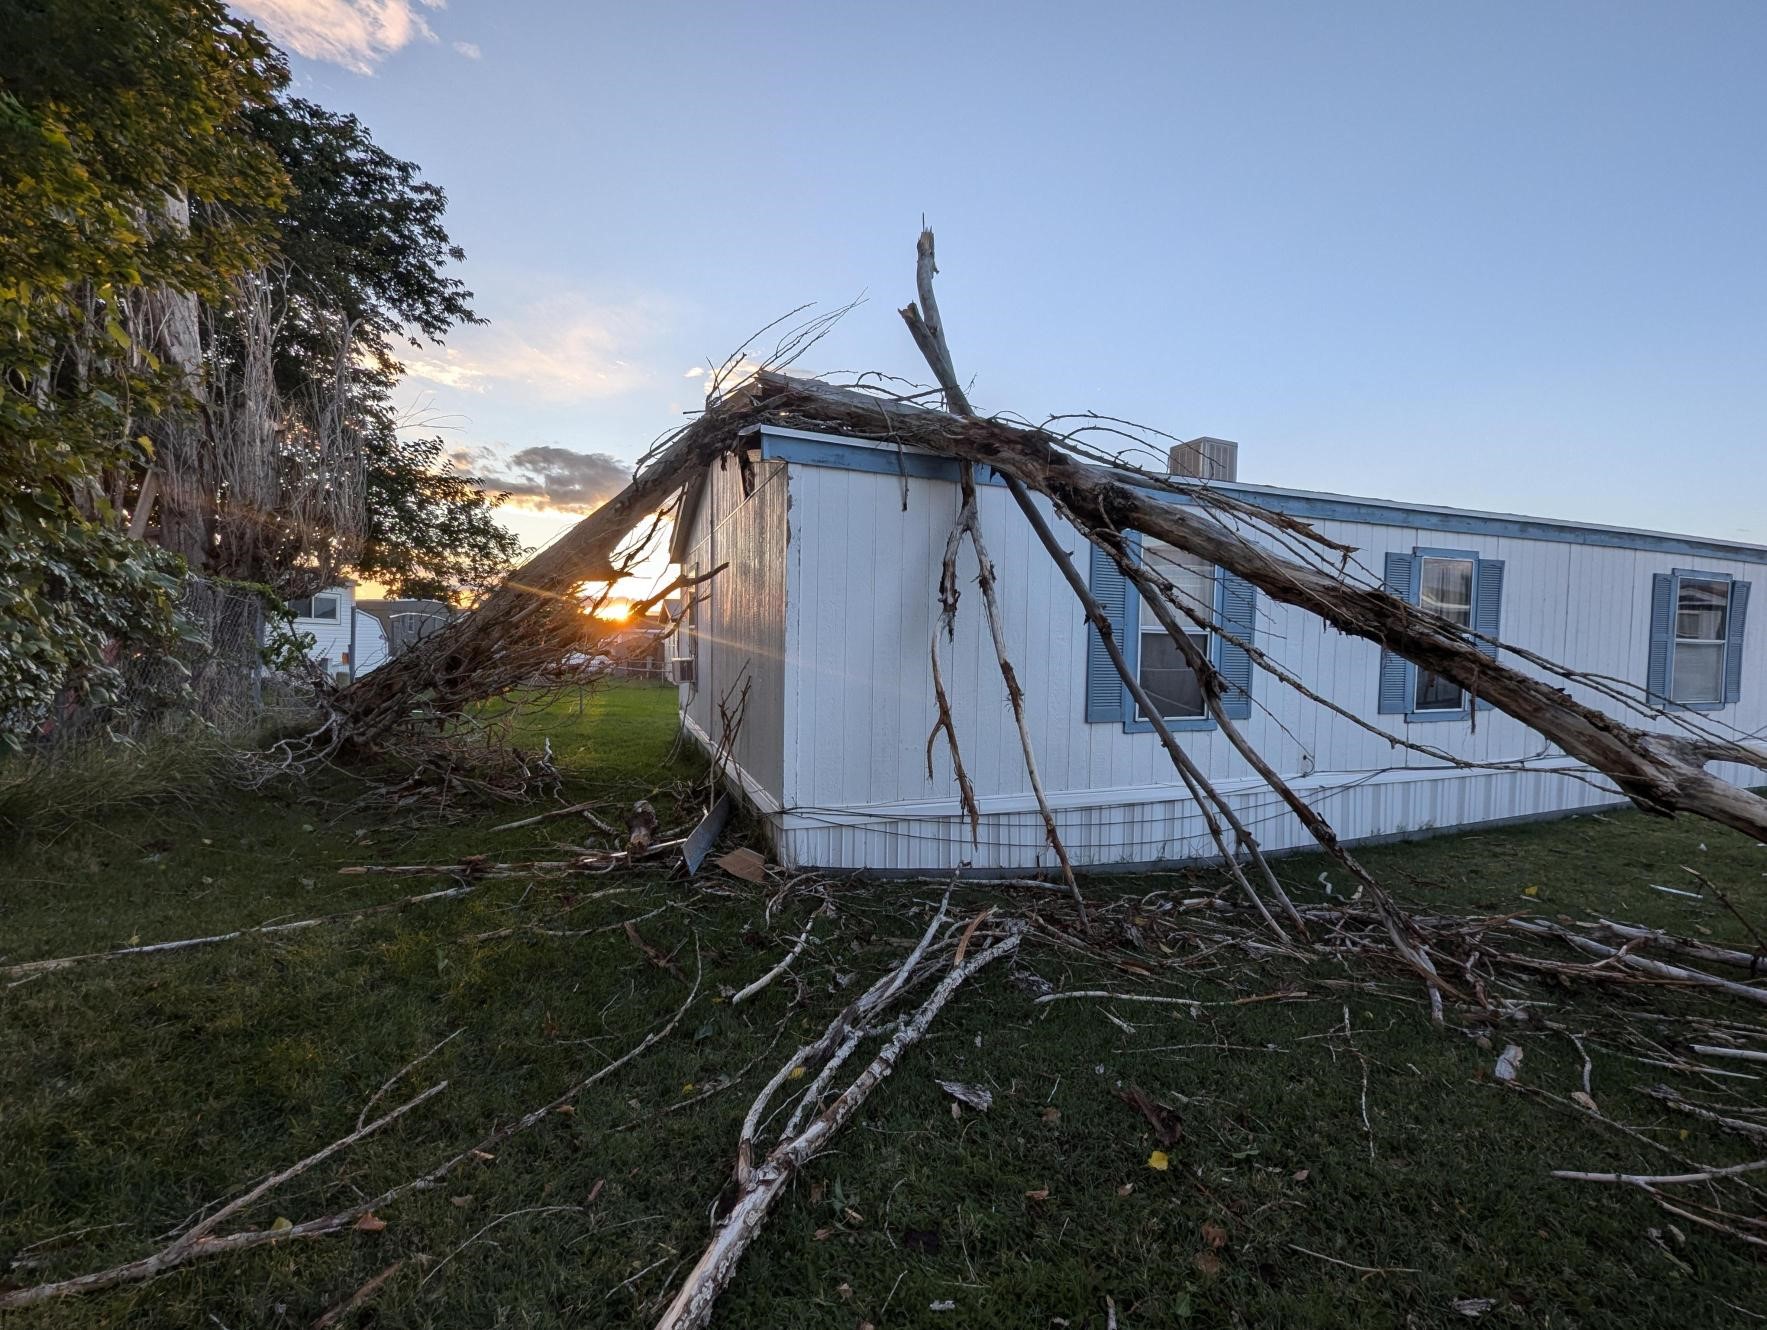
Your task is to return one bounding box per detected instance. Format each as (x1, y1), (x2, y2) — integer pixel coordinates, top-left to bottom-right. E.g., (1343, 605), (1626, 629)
(3, 681), (1764, 1328)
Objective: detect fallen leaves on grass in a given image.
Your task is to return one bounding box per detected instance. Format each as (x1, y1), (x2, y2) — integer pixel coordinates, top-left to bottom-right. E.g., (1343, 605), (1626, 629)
(1116, 1084), (1183, 1146)
(623, 920), (685, 978)
(352, 1212), (387, 1233)
(312, 1260), (404, 1330)
(1147, 1150), (1170, 1171)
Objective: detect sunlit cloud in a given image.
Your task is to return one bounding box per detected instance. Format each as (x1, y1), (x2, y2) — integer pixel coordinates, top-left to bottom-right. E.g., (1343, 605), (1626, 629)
(449, 443), (631, 514)
(231, 0), (445, 74)
(681, 358), (762, 393)
(452, 39), (480, 58)
(403, 296), (669, 403)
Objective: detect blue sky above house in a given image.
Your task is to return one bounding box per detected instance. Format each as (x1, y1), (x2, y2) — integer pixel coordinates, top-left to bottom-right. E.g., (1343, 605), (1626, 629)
(241, 0), (1767, 566)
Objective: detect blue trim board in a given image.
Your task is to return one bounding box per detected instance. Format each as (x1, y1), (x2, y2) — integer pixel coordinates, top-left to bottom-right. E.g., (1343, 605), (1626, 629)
(754, 427), (1767, 566)
(755, 428), (1003, 487)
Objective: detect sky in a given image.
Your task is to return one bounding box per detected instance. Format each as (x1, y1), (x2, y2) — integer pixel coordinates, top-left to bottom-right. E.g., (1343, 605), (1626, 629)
(233, 0), (1767, 586)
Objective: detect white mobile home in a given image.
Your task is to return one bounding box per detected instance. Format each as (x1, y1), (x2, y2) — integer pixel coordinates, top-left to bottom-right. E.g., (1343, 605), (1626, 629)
(288, 585), (390, 685)
(673, 421), (1760, 874)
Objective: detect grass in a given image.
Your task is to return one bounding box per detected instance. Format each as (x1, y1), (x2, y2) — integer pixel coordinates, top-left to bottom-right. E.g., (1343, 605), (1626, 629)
(2, 680), (1764, 1328)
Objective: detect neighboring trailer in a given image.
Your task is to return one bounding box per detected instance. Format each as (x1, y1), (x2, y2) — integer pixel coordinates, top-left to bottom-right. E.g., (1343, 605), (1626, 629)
(675, 427), (1763, 874)
(288, 585), (391, 684)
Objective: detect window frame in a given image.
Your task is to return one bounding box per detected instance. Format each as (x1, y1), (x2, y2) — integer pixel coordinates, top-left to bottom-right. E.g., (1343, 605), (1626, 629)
(1411, 553), (1477, 715)
(291, 593), (341, 622)
(1121, 542), (1226, 735)
(1402, 546), (1482, 724)
(1666, 568), (1734, 712)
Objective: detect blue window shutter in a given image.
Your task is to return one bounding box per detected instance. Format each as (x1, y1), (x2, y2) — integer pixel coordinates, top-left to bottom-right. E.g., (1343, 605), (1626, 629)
(1472, 558), (1505, 711)
(1724, 579), (1751, 704)
(1646, 573), (1674, 705)
(1085, 540), (1129, 723)
(1378, 551), (1415, 714)
(1217, 570), (1256, 720)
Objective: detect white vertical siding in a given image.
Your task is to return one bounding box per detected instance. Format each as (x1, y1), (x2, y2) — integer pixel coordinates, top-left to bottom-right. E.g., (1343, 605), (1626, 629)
(756, 457), (1765, 873)
(292, 585), (388, 682)
(680, 458), (789, 802)
(351, 610), (390, 676)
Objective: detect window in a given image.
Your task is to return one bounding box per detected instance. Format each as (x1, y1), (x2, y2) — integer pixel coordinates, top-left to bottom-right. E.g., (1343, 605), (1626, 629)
(289, 594), (340, 622)
(1413, 556), (1475, 711)
(1377, 548), (1505, 720)
(1084, 534), (1257, 730)
(1135, 542), (1213, 721)
(1672, 576), (1728, 705)
(1649, 570), (1750, 710)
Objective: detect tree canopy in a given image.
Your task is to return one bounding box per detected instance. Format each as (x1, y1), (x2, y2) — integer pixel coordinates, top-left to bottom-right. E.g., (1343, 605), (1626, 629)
(0, 0), (288, 739)
(1, 0), (525, 742)
(240, 96), (522, 604)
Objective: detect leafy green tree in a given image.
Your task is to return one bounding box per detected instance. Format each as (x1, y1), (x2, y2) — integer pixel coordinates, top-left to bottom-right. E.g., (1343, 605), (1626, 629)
(240, 97), (520, 605)
(356, 435), (526, 603)
(0, 0), (287, 740)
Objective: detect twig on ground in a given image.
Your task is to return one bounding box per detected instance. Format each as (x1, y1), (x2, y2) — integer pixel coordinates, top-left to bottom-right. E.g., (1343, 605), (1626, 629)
(311, 1259), (405, 1330)
(489, 799), (611, 834)
(1642, 1085), (1767, 1141)
(357, 1028), (464, 1132)
(0, 944), (703, 1311)
(1034, 990), (1200, 1010)
(731, 912), (820, 1005)
(0, 1080), (447, 1310)
(1551, 1159), (1767, 1186)
(1285, 1243), (1419, 1275)
(1, 885), (477, 979)
(656, 925), (1021, 1330)
(421, 1206), (585, 1289)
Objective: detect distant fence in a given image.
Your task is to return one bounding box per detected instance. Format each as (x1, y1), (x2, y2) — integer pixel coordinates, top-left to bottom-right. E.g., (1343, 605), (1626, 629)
(33, 576), (270, 752)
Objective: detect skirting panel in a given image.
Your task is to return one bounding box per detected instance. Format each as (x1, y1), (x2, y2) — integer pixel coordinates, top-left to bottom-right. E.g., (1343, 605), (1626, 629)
(772, 766), (1627, 874)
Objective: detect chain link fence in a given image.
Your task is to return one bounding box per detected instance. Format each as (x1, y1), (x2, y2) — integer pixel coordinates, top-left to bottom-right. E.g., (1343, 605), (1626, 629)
(34, 577), (272, 752)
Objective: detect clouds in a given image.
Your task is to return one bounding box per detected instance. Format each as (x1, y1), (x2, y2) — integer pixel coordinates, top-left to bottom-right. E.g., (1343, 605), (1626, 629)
(232, 0), (477, 74)
(404, 296), (670, 403)
(451, 444), (631, 514)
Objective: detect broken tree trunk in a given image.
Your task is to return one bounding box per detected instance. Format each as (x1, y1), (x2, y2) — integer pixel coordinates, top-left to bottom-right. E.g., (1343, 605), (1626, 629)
(656, 927), (1021, 1330)
(328, 391), (766, 746)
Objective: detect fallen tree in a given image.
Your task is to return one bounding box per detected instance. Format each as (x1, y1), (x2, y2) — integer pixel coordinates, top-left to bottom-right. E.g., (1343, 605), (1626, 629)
(331, 259), (1767, 845)
(741, 368), (1767, 844)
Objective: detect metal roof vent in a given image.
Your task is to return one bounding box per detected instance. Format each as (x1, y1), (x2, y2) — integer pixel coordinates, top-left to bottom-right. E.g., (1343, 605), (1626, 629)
(1167, 436), (1239, 482)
